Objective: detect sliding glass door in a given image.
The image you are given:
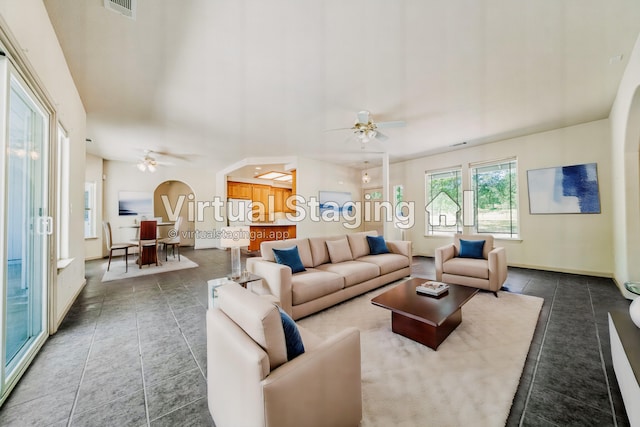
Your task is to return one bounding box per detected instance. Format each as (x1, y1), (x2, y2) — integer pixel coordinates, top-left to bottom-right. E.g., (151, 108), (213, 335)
(0, 57), (50, 400)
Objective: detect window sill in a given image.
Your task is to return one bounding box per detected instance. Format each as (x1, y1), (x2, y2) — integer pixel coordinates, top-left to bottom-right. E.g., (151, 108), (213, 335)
(57, 258), (74, 271)
(84, 236), (98, 240)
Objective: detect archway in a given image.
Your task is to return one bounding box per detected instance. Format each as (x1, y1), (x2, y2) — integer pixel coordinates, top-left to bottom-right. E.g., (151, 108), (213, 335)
(154, 180), (195, 247)
(620, 85), (640, 289)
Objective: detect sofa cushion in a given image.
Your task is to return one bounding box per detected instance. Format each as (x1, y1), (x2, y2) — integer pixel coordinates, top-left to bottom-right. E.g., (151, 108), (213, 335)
(357, 253), (410, 275)
(326, 238), (353, 263)
(273, 246), (306, 273)
(261, 238), (313, 268)
(347, 231), (377, 259)
(366, 235), (390, 255)
(309, 235), (347, 267)
(278, 306), (305, 360)
(443, 257), (489, 279)
(458, 239), (485, 259)
(217, 283), (288, 370)
(291, 268), (344, 305)
(315, 261), (380, 287)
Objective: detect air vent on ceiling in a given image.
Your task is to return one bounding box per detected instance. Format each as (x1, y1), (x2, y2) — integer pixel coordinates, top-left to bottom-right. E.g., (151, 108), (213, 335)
(104, 0), (136, 20)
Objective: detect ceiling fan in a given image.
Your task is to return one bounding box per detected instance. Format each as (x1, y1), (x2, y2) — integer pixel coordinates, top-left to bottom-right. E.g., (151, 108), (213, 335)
(335, 111), (406, 144)
(136, 149), (175, 172)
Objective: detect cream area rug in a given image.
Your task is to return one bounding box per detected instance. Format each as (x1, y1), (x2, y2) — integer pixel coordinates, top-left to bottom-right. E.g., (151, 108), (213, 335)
(101, 255), (198, 282)
(297, 282), (543, 427)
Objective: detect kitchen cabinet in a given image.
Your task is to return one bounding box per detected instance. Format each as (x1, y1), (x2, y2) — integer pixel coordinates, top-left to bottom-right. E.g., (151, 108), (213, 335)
(227, 181), (252, 199)
(252, 184), (272, 222)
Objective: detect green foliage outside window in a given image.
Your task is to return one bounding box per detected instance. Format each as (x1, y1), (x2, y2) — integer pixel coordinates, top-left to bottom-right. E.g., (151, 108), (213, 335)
(425, 170), (462, 234)
(472, 161), (518, 237)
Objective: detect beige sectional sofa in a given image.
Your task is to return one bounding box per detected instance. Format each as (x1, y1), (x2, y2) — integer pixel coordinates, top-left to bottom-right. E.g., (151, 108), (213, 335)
(246, 231), (412, 320)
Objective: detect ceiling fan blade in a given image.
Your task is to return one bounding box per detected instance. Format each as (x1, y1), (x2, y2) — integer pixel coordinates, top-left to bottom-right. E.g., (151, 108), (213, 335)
(375, 132), (389, 142)
(376, 120), (406, 129)
(326, 127), (355, 132)
(357, 110), (370, 124)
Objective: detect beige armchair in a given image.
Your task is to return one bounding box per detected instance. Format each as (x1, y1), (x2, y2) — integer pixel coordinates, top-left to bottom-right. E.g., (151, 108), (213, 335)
(207, 283), (362, 427)
(435, 234), (507, 296)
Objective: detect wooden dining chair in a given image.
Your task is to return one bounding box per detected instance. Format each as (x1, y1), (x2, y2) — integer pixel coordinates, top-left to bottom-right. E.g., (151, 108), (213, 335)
(103, 221), (137, 272)
(138, 220), (159, 268)
(159, 216), (183, 262)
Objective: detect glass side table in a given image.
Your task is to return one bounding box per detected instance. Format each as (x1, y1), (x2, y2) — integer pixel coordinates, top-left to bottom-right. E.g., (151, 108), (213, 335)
(625, 282), (640, 328)
(208, 274), (279, 309)
(208, 278), (235, 310)
(228, 272), (262, 290)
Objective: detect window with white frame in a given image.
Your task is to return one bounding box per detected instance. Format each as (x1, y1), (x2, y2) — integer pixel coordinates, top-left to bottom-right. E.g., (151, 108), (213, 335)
(471, 159), (518, 238)
(56, 125), (69, 259)
(84, 182), (97, 238)
(425, 168), (462, 235)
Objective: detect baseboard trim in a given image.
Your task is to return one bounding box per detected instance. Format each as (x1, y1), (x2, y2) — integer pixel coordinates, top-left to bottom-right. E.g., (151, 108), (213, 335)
(413, 253), (612, 278)
(53, 277), (87, 333)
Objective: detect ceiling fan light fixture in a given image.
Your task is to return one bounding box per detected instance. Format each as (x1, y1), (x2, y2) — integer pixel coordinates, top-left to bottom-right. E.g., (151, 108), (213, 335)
(137, 152), (158, 172)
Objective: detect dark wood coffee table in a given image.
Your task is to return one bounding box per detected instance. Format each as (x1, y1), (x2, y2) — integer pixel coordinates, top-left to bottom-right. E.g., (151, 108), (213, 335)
(371, 278), (478, 350)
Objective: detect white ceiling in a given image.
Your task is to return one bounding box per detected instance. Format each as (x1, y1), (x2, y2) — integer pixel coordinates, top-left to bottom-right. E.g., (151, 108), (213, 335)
(44, 0), (640, 170)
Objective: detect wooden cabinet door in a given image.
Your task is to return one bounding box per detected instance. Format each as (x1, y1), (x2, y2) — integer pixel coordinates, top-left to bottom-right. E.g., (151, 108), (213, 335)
(252, 184), (272, 222)
(272, 187), (285, 212)
(283, 189), (293, 213)
(228, 182), (252, 199)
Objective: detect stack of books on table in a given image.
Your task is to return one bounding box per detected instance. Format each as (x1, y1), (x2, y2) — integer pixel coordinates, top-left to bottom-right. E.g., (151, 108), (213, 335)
(416, 281), (450, 296)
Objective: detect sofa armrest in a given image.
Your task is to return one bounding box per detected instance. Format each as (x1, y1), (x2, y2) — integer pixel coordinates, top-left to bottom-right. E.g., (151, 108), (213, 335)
(488, 247), (508, 291)
(261, 327), (362, 427)
(435, 243), (455, 281)
(246, 257), (293, 315)
(386, 240), (412, 259)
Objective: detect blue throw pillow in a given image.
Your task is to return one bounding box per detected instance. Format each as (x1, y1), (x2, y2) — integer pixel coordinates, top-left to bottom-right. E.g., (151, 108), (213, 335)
(272, 246), (306, 273)
(367, 235), (390, 255)
(458, 239), (485, 259)
(278, 307), (305, 360)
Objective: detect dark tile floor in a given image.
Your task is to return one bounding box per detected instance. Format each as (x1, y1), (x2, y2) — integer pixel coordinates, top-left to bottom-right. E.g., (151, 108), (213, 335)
(0, 248), (632, 426)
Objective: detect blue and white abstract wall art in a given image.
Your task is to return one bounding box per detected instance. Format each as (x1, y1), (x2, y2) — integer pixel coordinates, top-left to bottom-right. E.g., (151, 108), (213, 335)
(527, 163), (601, 214)
(319, 191), (354, 214)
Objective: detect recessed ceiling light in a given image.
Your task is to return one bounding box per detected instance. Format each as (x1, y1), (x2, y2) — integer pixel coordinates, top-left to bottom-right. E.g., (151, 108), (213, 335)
(256, 171), (287, 180)
(255, 166), (262, 170)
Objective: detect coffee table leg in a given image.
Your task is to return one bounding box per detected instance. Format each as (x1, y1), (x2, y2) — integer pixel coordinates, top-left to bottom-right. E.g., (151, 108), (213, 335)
(391, 308), (463, 350)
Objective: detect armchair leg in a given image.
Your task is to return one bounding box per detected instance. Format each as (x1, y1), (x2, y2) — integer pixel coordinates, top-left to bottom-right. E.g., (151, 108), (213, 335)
(493, 291), (498, 298)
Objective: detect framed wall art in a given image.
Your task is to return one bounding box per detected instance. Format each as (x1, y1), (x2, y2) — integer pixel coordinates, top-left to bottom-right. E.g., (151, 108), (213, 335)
(527, 163), (600, 214)
(118, 191), (153, 216)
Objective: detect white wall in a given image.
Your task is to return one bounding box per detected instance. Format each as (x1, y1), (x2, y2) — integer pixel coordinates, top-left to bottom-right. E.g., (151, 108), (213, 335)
(295, 157), (364, 237)
(85, 154), (103, 260)
(394, 119), (613, 277)
(0, 0), (88, 328)
(610, 32), (640, 293)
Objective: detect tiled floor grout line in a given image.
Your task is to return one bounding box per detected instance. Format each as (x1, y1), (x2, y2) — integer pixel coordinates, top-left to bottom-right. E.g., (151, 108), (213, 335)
(518, 278), (559, 427)
(135, 283), (160, 427)
(587, 283), (619, 427)
(139, 282), (208, 422)
(161, 283), (208, 381)
(65, 295), (104, 427)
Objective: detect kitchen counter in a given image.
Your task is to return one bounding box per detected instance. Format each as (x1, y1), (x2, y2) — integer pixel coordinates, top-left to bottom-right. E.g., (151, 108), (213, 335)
(249, 224), (296, 251)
